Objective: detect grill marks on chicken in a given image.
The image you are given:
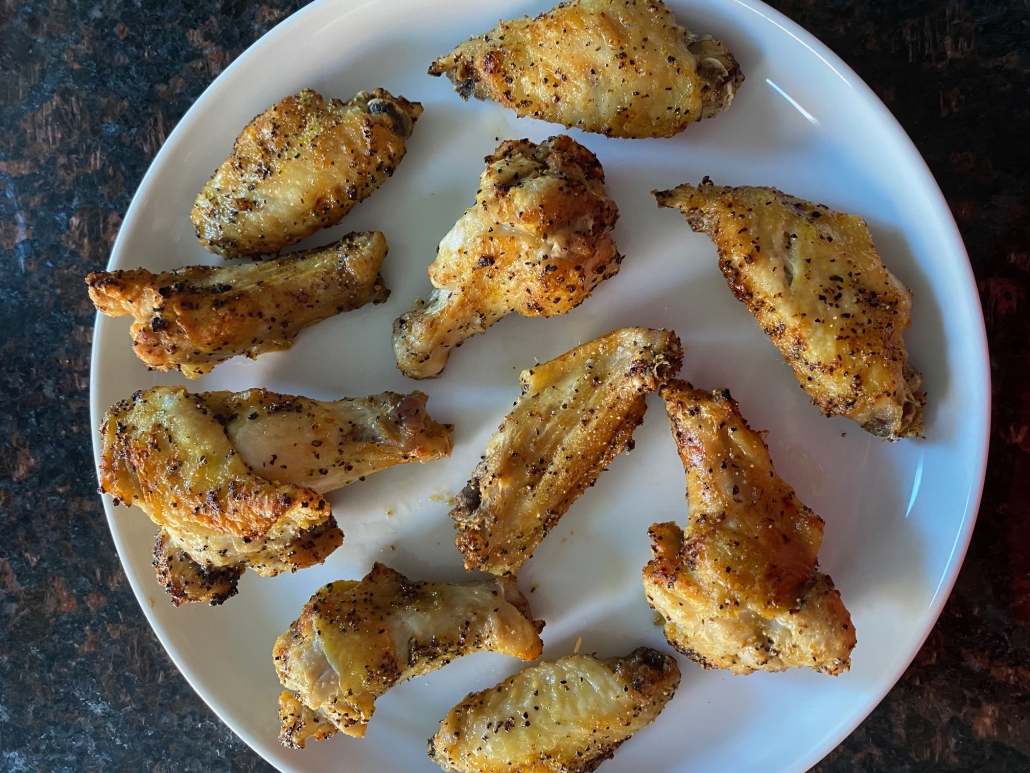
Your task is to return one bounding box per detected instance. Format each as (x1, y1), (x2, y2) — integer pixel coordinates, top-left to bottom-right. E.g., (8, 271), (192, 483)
(429, 647), (680, 773)
(86, 231), (390, 379)
(393, 135), (621, 379)
(191, 88), (422, 259)
(429, 0), (743, 138)
(643, 381), (856, 675)
(450, 328), (683, 576)
(273, 563), (544, 746)
(99, 387), (452, 605)
(655, 180), (925, 440)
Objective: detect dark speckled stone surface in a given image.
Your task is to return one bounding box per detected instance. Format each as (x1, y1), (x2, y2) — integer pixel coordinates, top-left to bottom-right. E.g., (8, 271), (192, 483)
(0, 1), (1027, 771)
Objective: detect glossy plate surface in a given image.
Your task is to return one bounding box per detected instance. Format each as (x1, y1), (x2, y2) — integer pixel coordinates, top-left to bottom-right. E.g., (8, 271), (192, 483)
(89, 1), (990, 771)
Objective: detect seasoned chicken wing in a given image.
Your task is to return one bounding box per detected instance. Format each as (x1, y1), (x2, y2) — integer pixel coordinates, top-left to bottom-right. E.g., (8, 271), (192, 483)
(99, 387), (452, 605)
(429, 647), (680, 773)
(86, 231), (389, 378)
(643, 381), (856, 675)
(450, 328), (682, 575)
(393, 135), (621, 379)
(429, 0), (743, 138)
(273, 562), (544, 746)
(192, 88), (421, 259)
(655, 180), (925, 440)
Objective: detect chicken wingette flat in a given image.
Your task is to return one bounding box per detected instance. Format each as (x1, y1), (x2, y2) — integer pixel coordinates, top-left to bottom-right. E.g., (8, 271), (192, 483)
(643, 381), (856, 675)
(429, 647), (680, 773)
(86, 231), (389, 378)
(450, 327), (683, 576)
(99, 387), (452, 606)
(655, 180), (925, 440)
(192, 88), (421, 259)
(273, 562), (545, 747)
(393, 135), (621, 379)
(429, 0), (743, 138)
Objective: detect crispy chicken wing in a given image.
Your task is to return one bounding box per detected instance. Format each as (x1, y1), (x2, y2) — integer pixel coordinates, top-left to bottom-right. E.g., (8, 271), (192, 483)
(393, 136), (621, 379)
(393, 138), (618, 381)
(450, 328), (682, 576)
(429, 0), (742, 138)
(273, 562), (544, 746)
(429, 647), (680, 773)
(191, 89), (421, 259)
(99, 387), (452, 605)
(655, 180), (925, 440)
(643, 381), (856, 675)
(86, 231), (389, 378)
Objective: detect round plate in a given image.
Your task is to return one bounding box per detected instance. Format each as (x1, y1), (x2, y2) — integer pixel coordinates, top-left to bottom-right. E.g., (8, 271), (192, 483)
(89, 1), (990, 771)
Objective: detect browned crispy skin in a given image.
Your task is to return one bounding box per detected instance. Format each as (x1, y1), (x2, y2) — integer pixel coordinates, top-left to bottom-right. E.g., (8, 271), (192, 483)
(429, 648), (680, 773)
(273, 563), (544, 744)
(393, 135), (621, 379)
(152, 529), (243, 606)
(450, 328), (682, 576)
(99, 387), (452, 605)
(655, 180), (925, 440)
(278, 690), (338, 749)
(86, 231), (390, 378)
(643, 381), (856, 675)
(429, 0), (743, 138)
(191, 89), (422, 259)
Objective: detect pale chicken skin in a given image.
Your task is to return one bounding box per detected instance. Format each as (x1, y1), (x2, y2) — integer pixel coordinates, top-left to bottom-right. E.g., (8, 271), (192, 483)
(643, 381), (856, 675)
(429, 0), (743, 138)
(192, 89), (421, 259)
(273, 563), (544, 746)
(655, 180), (925, 440)
(99, 387), (452, 606)
(393, 135), (621, 379)
(86, 231), (389, 378)
(429, 648), (680, 773)
(450, 327), (682, 576)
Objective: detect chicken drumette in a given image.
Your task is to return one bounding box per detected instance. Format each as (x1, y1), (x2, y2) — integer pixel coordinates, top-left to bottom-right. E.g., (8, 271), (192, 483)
(99, 387), (452, 605)
(393, 135), (621, 379)
(274, 563), (544, 746)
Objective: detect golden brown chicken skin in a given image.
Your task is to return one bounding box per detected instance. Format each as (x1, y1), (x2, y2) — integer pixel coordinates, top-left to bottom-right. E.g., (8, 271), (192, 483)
(99, 387), (452, 605)
(192, 89), (421, 259)
(429, 647), (680, 773)
(655, 180), (925, 440)
(273, 563), (544, 746)
(450, 328), (682, 576)
(643, 381), (856, 675)
(393, 135), (621, 379)
(86, 231), (389, 379)
(429, 0), (743, 138)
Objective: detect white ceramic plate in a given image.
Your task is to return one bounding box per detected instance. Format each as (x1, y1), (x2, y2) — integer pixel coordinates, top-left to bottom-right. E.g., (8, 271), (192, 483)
(89, 1), (990, 771)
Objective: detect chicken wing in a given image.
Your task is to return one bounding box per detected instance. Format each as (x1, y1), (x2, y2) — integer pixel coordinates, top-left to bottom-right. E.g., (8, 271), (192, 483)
(273, 562), (544, 746)
(642, 381), (856, 675)
(99, 387), (452, 605)
(86, 231), (389, 378)
(393, 135), (621, 379)
(429, 647), (680, 773)
(191, 88), (422, 259)
(655, 180), (925, 440)
(450, 327), (682, 576)
(429, 0), (743, 139)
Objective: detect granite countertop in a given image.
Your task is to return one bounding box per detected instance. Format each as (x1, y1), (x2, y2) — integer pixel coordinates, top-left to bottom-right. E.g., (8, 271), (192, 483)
(1, 1), (1027, 770)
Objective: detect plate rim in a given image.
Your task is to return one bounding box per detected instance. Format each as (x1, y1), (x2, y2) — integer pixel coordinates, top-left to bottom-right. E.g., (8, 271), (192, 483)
(88, 0), (992, 771)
